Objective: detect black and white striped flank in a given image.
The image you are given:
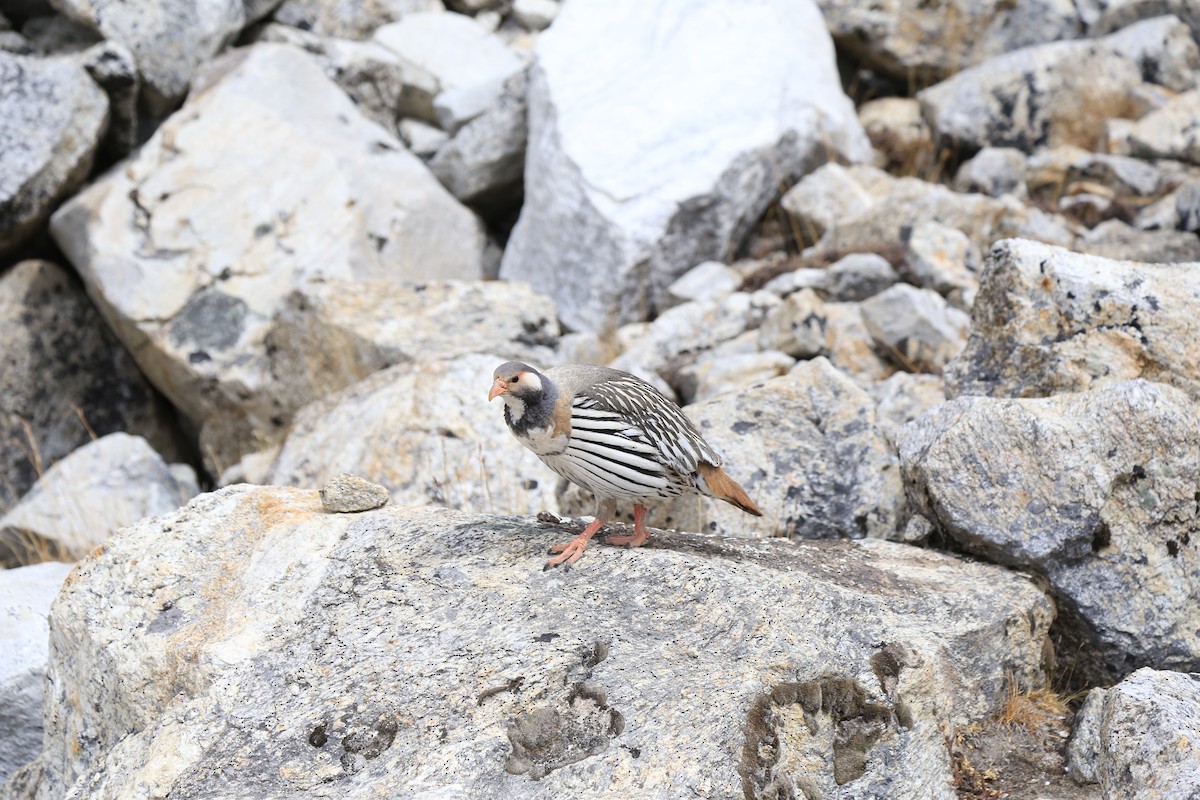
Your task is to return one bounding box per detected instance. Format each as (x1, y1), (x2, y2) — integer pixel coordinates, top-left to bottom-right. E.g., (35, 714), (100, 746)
(579, 374), (722, 473)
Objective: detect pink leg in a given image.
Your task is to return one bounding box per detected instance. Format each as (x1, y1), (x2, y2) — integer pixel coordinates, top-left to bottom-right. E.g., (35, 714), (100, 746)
(544, 517), (605, 570)
(606, 504), (651, 548)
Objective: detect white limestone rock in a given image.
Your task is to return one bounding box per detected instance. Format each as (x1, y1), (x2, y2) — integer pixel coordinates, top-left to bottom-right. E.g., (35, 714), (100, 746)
(375, 10), (522, 132)
(0, 433), (198, 563)
(500, 0), (871, 333)
(0, 562), (74, 785)
(49, 44), (492, 475)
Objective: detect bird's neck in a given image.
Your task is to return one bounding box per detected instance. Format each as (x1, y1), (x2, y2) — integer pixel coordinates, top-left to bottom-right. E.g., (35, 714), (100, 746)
(503, 382), (557, 437)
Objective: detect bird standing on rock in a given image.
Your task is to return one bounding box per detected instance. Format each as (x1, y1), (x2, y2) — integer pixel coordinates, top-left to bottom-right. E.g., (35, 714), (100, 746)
(489, 362), (762, 569)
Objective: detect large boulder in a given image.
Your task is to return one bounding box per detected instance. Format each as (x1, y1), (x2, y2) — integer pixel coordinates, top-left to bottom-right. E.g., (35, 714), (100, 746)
(0, 49), (107, 256)
(0, 561), (74, 786)
(900, 380), (1200, 684)
(0, 260), (179, 510)
(500, 0), (871, 334)
(1067, 668), (1200, 799)
(1109, 88), (1200, 165)
(269, 354), (563, 516)
(5, 484), (1052, 799)
(919, 16), (1200, 153)
(50, 44), (494, 475)
(48, 0), (246, 114)
(945, 239), (1200, 401)
(0, 433), (198, 565)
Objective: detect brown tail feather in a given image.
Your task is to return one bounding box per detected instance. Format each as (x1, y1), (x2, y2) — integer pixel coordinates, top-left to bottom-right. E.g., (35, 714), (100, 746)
(696, 462), (763, 516)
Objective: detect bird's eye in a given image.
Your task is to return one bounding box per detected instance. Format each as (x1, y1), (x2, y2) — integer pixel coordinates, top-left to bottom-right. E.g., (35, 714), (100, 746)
(511, 375), (520, 383)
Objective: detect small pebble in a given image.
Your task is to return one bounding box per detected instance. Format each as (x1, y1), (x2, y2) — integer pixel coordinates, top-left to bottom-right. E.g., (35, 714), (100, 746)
(320, 474), (389, 513)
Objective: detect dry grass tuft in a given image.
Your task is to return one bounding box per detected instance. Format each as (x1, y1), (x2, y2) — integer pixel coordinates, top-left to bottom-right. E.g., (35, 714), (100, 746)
(998, 671), (1070, 735)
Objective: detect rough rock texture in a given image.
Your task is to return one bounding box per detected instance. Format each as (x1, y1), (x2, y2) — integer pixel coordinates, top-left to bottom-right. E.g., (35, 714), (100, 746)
(662, 260), (741, 309)
(269, 354), (563, 517)
(1067, 668), (1200, 799)
(901, 380), (1200, 683)
(919, 16), (1200, 153)
(0, 49), (107, 256)
(50, 44), (493, 475)
(945, 239), (1200, 401)
(431, 69), (527, 211)
(272, 0), (444, 40)
(48, 0), (245, 114)
(783, 164), (1075, 257)
(0, 433), (198, 564)
(607, 358), (905, 541)
(500, 0), (871, 333)
(857, 97), (933, 175)
(860, 284), (970, 374)
(79, 39), (139, 161)
(902, 221), (980, 308)
(817, 0), (1090, 80)
(1075, 218), (1200, 263)
(0, 561), (74, 786)
(4, 483), (1053, 799)
(0, 260), (178, 511)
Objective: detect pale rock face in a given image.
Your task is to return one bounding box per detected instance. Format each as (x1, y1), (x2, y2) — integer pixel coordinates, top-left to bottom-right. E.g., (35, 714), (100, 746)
(946, 238), (1200, 400)
(374, 10), (522, 131)
(900, 379), (1200, 684)
(269, 354), (564, 517)
(1110, 88), (1200, 165)
(0, 433), (198, 563)
(48, 0), (246, 113)
(1067, 668), (1200, 799)
(5, 484), (1052, 799)
(0, 49), (107, 256)
(0, 562), (75, 785)
(49, 44), (492, 475)
(500, 0), (871, 333)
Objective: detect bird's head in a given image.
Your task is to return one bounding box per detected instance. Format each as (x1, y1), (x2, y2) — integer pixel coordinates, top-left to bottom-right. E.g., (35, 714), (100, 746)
(489, 361), (546, 407)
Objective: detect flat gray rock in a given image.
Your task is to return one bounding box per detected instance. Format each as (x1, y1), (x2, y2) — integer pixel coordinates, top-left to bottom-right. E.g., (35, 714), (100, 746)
(901, 379), (1200, 684)
(270, 354), (563, 517)
(6, 483), (1052, 799)
(919, 16), (1200, 153)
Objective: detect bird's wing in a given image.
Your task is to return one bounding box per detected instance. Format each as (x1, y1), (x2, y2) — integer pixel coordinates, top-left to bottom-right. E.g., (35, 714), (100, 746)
(571, 374), (722, 475)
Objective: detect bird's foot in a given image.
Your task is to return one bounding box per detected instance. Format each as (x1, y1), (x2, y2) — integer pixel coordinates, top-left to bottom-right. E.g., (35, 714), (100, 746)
(606, 504), (651, 549)
(543, 518), (605, 571)
(606, 528), (651, 548)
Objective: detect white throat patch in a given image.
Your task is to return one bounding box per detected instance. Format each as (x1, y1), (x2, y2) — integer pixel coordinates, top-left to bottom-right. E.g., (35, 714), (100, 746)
(502, 395), (527, 421)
